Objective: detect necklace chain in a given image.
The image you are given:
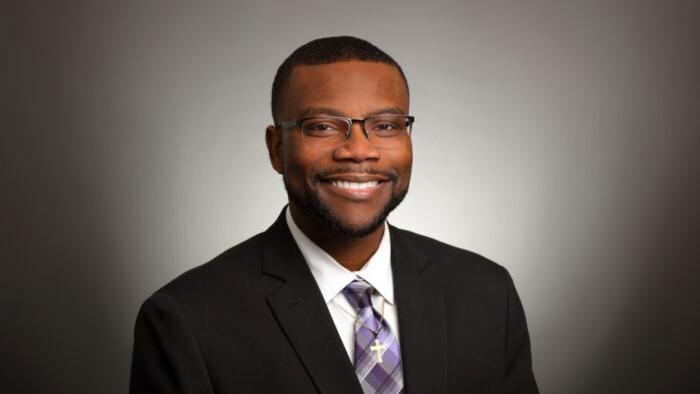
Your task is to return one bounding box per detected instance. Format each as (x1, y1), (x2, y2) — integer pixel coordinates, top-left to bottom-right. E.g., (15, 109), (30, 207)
(331, 295), (386, 336)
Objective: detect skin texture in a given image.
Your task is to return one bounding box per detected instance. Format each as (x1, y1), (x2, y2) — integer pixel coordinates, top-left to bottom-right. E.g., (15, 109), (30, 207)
(266, 61), (412, 271)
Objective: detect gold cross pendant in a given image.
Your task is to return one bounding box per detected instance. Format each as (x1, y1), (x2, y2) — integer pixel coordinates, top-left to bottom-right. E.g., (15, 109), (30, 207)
(369, 339), (386, 363)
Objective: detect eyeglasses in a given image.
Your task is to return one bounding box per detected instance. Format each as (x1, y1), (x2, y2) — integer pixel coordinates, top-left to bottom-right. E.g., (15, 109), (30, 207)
(276, 115), (415, 149)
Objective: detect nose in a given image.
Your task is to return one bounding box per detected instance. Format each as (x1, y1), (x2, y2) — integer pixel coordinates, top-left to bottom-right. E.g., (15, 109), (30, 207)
(333, 122), (380, 162)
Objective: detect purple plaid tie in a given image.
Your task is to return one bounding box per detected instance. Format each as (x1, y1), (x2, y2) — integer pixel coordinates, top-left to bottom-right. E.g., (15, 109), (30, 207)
(342, 279), (404, 394)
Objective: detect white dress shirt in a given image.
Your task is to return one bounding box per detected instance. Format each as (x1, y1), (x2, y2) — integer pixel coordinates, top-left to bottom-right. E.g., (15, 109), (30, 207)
(285, 207), (400, 362)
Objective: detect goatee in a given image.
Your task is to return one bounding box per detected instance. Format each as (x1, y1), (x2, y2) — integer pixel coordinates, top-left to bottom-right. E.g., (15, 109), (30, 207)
(283, 177), (407, 238)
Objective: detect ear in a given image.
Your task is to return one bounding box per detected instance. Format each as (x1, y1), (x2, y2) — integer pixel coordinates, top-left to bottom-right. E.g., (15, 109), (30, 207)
(265, 125), (284, 174)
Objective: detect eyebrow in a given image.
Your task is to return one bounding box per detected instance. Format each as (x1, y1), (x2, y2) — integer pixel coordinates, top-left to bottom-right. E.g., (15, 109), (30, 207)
(298, 106), (408, 118)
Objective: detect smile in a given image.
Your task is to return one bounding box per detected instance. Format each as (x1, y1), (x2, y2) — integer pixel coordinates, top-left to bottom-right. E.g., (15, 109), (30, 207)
(330, 180), (380, 189)
(319, 177), (389, 201)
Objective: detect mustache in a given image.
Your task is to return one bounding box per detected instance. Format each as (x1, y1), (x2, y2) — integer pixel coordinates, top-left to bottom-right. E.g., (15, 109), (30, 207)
(315, 167), (398, 182)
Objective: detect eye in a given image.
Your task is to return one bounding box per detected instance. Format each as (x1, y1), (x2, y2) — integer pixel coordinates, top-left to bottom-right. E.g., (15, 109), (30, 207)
(375, 122), (397, 130)
(302, 119), (345, 137)
(368, 117), (405, 137)
(308, 123), (332, 131)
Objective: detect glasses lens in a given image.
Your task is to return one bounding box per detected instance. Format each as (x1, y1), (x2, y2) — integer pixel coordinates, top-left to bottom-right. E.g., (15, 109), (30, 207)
(299, 115), (412, 149)
(301, 117), (348, 148)
(365, 116), (412, 148)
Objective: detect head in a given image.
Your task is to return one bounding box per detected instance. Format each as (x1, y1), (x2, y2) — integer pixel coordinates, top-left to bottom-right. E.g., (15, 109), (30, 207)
(266, 36), (413, 238)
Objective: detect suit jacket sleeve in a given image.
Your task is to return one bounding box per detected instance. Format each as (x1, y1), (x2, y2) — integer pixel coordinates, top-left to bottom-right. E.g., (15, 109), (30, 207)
(504, 270), (539, 394)
(129, 291), (215, 394)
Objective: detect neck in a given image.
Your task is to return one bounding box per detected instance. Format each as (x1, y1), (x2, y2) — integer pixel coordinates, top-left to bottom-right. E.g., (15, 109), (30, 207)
(289, 204), (385, 272)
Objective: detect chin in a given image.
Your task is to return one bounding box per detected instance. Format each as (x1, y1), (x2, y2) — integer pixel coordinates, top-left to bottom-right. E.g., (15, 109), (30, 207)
(285, 178), (408, 238)
(326, 212), (387, 238)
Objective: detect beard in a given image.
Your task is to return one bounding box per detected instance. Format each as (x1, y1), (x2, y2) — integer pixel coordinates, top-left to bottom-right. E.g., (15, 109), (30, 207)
(283, 175), (408, 238)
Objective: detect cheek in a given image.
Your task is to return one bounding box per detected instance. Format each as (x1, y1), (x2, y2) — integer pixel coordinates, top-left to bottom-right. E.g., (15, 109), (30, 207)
(282, 143), (323, 184)
(394, 144), (413, 173)
(397, 149), (413, 188)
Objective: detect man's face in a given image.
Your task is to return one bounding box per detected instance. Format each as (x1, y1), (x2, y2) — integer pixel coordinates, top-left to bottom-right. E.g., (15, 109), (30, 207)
(268, 61), (412, 237)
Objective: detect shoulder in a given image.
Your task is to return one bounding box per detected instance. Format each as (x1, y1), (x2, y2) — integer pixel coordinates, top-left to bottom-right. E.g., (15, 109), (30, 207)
(390, 225), (509, 284)
(390, 226), (521, 325)
(149, 231), (274, 308)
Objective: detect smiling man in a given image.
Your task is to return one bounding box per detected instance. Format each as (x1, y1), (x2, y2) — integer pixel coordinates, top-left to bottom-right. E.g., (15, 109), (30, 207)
(130, 36), (538, 394)
(269, 59), (413, 271)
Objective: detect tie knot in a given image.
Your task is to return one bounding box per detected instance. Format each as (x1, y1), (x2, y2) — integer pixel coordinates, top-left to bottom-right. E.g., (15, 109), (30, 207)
(342, 279), (374, 311)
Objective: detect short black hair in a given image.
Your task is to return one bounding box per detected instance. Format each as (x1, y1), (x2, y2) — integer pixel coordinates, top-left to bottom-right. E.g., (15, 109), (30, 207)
(271, 36), (409, 124)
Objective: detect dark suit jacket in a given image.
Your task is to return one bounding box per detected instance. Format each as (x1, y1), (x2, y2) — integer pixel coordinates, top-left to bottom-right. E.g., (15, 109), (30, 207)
(130, 210), (538, 393)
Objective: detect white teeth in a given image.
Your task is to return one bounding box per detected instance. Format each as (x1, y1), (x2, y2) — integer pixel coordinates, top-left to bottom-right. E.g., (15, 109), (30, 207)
(331, 180), (380, 189)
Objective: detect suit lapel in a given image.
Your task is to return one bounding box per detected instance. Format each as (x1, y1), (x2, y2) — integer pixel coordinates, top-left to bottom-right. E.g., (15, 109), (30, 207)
(262, 211), (362, 394)
(390, 225), (447, 393)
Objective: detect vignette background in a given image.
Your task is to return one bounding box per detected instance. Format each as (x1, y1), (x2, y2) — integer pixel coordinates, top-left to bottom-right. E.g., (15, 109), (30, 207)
(4, 1), (699, 392)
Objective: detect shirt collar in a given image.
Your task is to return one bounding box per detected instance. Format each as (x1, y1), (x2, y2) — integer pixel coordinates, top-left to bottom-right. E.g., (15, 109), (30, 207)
(285, 207), (394, 305)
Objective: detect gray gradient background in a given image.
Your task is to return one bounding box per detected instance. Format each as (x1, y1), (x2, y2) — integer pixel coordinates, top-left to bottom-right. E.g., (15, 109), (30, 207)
(3, 1), (700, 393)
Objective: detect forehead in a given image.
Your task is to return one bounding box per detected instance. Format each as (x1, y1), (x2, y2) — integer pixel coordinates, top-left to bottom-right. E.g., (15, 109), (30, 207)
(281, 61), (409, 118)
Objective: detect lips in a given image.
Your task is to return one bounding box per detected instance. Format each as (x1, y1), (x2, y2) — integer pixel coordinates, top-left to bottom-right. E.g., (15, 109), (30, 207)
(318, 173), (391, 200)
(330, 180), (381, 189)
(318, 169), (394, 183)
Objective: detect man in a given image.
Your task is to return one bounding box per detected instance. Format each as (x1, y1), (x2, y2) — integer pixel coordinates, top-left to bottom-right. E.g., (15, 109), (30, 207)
(130, 36), (538, 393)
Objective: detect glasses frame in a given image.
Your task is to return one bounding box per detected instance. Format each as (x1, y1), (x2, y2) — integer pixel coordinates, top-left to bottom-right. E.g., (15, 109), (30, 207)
(276, 115), (415, 142)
